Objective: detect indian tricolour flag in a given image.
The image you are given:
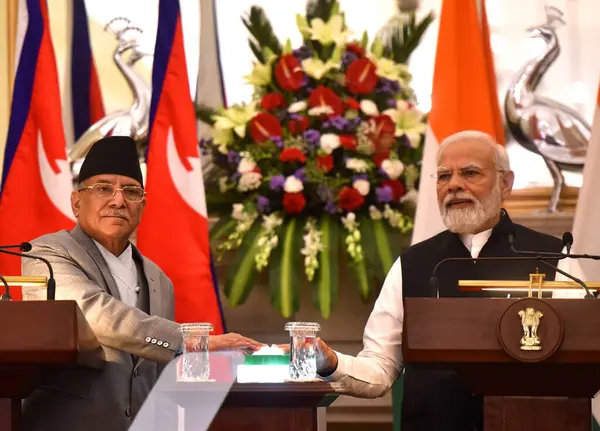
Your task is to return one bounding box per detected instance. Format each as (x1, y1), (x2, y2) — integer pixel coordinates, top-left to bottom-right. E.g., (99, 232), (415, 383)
(571, 81), (600, 430)
(410, 0), (504, 245)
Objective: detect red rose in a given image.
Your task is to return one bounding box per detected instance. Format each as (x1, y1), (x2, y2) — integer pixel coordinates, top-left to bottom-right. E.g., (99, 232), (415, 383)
(345, 97), (360, 111)
(338, 186), (364, 211)
(316, 154), (334, 172)
(274, 54), (305, 91)
(288, 116), (309, 135)
(283, 192), (306, 214)
(279, 148), (306, 164)
(308, 86), (344, 117)
(260, 93), (285, 111)
(346, 43), (365, 57)
(345, 58), (378, 94)
(340, 135), (357, 151)
(382, 179), (406, 201)
(249, 112), (282, 143)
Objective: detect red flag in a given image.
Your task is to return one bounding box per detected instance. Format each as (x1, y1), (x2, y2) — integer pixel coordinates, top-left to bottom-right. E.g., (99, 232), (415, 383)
(136, 0), (225, 333)
(0, 0), (75, 296)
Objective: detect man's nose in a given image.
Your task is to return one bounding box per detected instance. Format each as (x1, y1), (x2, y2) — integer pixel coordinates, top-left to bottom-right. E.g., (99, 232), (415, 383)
(108, 189), (126, 207)
(446, 172), (465, 193)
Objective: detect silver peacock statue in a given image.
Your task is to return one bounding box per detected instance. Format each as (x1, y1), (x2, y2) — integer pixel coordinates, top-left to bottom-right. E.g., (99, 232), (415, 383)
(69, 17), (151, 179)
(504, 6), (591, 213)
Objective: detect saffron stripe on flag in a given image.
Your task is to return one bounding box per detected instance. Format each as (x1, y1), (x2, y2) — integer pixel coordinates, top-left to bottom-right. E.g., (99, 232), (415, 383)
(411, 0), (504, 245)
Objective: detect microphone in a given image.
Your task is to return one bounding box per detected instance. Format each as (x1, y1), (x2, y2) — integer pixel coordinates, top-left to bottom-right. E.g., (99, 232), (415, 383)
(430, 255), (595, 299)
(0, 275), (11, 301)
(0, 248), (56, 300)
(0, 242), (32, 252)
(562, 232), (573, 255)
(509, 229), (600, 260)
(430, 255), (556, 298)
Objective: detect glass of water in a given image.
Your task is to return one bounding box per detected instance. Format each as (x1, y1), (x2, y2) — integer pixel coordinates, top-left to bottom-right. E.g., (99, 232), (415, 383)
(178, 322), (213, 382)
(284, 322), (321, 380)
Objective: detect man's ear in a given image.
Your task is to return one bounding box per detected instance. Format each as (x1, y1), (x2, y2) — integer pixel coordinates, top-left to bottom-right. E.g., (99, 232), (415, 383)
(501, 170), (515, 201)
(71, 190), (81, 218)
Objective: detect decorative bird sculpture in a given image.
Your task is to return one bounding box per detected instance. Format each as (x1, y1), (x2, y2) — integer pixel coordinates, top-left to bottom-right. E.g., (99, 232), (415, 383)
(504, 6), (590, 213)
(69, 17), (151, 179)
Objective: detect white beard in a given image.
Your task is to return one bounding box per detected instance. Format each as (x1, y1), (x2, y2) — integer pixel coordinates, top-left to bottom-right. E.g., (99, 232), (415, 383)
(439, 182), (502, 234)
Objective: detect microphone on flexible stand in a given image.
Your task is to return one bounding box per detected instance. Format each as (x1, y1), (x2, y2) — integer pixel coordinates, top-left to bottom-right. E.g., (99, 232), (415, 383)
(508, 230), (600, 261)
(0, 242), (32, 252)
(0, 245), (56, 300)
(430, 256), (595, 299)
(429, 255), (561, 298)
(507, 230), (595, 299)
(562, 232), (574, 255)
(0, 275), (11, 301)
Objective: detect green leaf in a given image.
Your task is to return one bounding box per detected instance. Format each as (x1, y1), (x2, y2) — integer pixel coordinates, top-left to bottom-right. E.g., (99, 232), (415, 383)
(223, 220), (262, 307)
(241, 6), (282, 64)
(312, 215), (340, 318)
(360, 30), (369, 50)
(372, 218), (394, 276)
(381, 11), (435, 64)
(209, 216), (236, 245)
(357, 216), (382, 281)
(269, 218), (303, 318)
(195, 104), (218, 126)
(283, 38), (293, 54)
(306, 0), (338, 23)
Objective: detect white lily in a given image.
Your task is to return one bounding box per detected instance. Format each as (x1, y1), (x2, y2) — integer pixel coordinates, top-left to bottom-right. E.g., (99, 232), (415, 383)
(243, 61), (272, 87)
(369, 54), (411, 84)
(210, 127), (233, 154)
(212, 103), (258, 139)
(301, 58), (340, 80)
(382, 102), (427, 148)
(306, 15), (352, 46)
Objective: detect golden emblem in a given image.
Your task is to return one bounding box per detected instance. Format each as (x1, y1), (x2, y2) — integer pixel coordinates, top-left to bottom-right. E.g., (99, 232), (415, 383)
(518, 307), (544, 351)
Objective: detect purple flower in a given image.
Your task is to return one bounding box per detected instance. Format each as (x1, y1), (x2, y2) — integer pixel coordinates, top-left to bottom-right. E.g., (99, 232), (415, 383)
(325, 199), (338, 214)
(376, 186), (393, 203)
(269, 175), (285, 191)
(227, 151), (240, 165)
(294, 168), (306, 181)
(330, 116), (349, 131)
(341, 51), (358, 68)
(353, 174), (369, 182)
(303, 129), (321, 147)
(257, 195), (270, 213)
(376, 78), (398, 95)
(293, 45), (312, 61)
(231, 172), (241, 182)
(270, 136), (284, 149)
(289, 113), (303, 121)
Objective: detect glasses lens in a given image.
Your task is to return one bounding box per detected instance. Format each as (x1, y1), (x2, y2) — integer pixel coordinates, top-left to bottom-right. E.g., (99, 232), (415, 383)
(122, 186), (145, 202)
(91, 184), (116, 199)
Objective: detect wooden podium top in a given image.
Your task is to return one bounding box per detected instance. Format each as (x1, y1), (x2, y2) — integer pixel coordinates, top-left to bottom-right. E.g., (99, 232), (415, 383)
(0, 300), (104, 368)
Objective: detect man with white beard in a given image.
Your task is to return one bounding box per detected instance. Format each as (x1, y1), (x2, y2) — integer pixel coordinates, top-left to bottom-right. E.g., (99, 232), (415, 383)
(312, 131), (585, 431)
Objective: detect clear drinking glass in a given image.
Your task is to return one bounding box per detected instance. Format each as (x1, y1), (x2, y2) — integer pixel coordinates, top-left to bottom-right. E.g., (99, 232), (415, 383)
(285, 322), (321, 380)
(179, 322), (213, 382)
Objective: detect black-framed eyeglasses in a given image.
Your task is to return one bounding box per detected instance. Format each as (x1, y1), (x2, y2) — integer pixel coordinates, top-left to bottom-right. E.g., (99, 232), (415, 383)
(78, 183), (146, 202)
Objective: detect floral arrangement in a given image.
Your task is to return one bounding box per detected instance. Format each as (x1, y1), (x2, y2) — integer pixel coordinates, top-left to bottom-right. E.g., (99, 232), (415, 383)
(198, 0), (434, 318)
